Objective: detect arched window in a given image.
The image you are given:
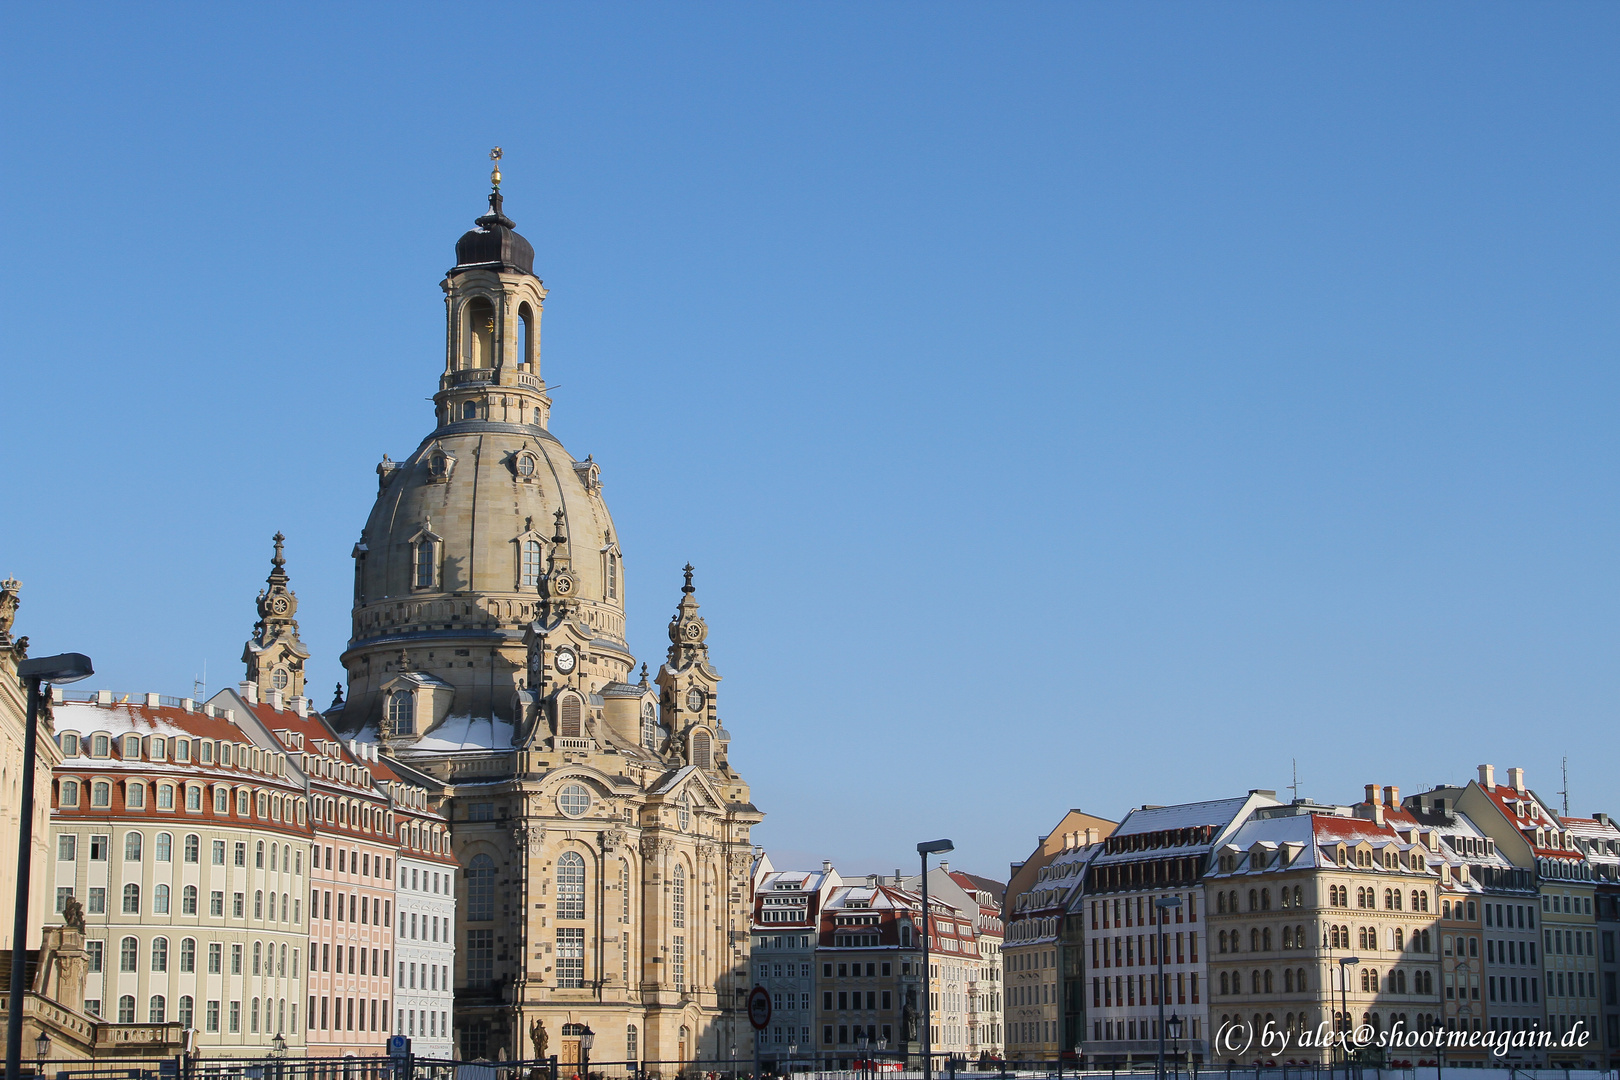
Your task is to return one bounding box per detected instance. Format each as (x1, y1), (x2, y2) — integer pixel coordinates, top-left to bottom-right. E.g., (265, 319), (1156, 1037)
(533, 407), (543, 426)
(122, 884), (140, 914)
(389, 691), (416, 736)
(518, 302), (535, 367)
(118, 996), (135, 1024)
(522, 540), (543, 587)
(151, 937), (168, 971)
(607, 552), (618, 600)
(558, 694), (582, 739)
(154, 884), (170, 914)
(461, 400), (479, 421)
(1284, 969), (1294, 992)
(466, 298), (495, 368)
(1263, 969), (1273, 993)
(178, 995), (193, 1029)
(557, 852), (585, 920)
(468, 854), (495, 921)
(672, 862), (686, 929)
(120, 937), (138, 972)
(149, 995), (166, 1024)
(125, 832), (142, 861)
(255, 841), (265, 868)
(690, 729), (712, 770)
(180, 938), (196, 972)
(182, 885), (197, 915)
(1248, 889), (1257, 911)
(627, 1025), (638, 1062)
(641, 702), (657, 750)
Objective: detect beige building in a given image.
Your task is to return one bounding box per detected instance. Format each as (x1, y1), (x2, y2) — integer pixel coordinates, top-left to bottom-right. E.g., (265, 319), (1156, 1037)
(1206, 793), (1444, 1066)
(0, 578), (62, 954)
(326, 170), (762, 1066)
(49, 693), (310, 1056)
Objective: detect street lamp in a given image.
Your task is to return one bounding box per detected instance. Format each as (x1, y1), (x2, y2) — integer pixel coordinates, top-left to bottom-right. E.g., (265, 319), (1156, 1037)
(1152, 896), (1182, 1080)
(858, 1033), (869, 1080)
(580, 1025), (595, 1080)
(788, 1044), (798, 1077)
(5, 652), (93, 1080)
(35, 1031), (50, 1078)
(917, 839), (954, 1080)
(1337, 958), (1360, 1080)
(1166, 1014), (1182, 1080)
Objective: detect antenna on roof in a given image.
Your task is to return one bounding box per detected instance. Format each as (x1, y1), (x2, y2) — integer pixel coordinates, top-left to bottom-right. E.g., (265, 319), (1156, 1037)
(1560, 756), (1570, 817)
(1289, 759), (1299, 802)
(194, 661), (206, 702)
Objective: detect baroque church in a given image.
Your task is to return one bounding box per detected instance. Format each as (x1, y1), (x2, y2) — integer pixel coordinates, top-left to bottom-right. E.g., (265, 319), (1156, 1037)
(309, 160), (764, 1065)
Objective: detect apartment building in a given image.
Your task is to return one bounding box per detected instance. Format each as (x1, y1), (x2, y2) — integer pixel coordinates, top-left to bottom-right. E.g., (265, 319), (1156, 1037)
(752, 857), (840, 1069)
(1004, 840), (1098, 1060)
(1082, 793), (1276, 1067)
(50, 693), (310, 1054)
(814, 882), (928, 1066)
(378, 755), (456, 1059)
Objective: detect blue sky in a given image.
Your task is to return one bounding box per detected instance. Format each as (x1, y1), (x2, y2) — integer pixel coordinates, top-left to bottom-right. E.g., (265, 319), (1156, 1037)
(3, 5), (1617, 881)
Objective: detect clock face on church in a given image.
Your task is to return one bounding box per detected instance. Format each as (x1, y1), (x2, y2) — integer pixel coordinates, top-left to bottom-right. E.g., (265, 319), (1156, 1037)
(554, 647), (577, 675)
(271, 597), (289, 615)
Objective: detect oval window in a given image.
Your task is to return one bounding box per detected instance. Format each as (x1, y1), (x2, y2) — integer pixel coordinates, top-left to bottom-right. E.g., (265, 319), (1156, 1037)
(558, 784), (590, 817)
(516, 454), (536, 476)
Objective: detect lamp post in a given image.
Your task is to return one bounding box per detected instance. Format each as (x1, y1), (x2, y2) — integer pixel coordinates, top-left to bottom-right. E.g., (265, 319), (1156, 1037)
(580, 1025), (594, 1080)
(5, 652), (93, 1080)
(917, 839), (954, 1080)
(1152, 896), (1182, 1080)
(34, 1032), (49, 1080)
(1337, 958), (1359, 1080)
(858, 1033), (869, 1080)
(268, 1030), (287, 1080)
(1166, 1014), (1181, 1080)
(788, 1044), (797, 1077)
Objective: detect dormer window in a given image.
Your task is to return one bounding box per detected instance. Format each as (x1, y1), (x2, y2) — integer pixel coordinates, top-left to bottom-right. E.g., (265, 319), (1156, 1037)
(414, 538), (438, 589)
(429, 452), (449, 478)
(640, 702), (657, 751)
(515, 452), (536, 477)
(387, 691), (415, 736)
(521, 540), (543, 587)
(123, 736), (141, 759)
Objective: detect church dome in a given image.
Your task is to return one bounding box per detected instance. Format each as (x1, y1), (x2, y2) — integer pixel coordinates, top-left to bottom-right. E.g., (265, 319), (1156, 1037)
(335, 181), (627, 734)
(453, 189), (535, 276)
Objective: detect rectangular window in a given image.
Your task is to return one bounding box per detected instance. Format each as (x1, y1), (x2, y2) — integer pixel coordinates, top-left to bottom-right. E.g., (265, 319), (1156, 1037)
(231, 944), (243, 975)
(467, 929), (494, 988)
(89, 835), (108, 860)
(469, 803), (494, 822)
(234, 842), (246, 866)
(673, 936), (685, 990)
(209, 943), (222, 974)
(206, 1000), (220, 1032)
(87, 888), (105, 914)
(86, 941), (103, 973)
(55, 887), (73, 913)
(557, 928), (585, 988)
(229, 1001), (240, 1034)
(233, 893), (245, 918)
(58, 835), (76, 861)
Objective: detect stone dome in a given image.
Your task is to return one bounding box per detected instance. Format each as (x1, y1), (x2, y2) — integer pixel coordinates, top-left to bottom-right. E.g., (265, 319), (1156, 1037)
(334, 186), (626, 733)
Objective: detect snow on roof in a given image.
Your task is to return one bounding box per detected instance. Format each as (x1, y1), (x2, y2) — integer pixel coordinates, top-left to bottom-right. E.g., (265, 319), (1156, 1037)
(409, 714), (515, 752)
(1113, 796), (1257, 836)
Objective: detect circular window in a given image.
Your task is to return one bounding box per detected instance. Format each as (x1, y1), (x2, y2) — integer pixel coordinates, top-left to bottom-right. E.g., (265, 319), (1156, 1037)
(685, 687), (705, 712)
(516, 454), (535, 477)
(558, 784), (591, 817)
(271, 669), (289, 690)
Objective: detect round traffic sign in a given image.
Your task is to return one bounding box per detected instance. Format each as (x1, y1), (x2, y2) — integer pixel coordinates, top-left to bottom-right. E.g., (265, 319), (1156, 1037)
(748, 985), (772, 1030)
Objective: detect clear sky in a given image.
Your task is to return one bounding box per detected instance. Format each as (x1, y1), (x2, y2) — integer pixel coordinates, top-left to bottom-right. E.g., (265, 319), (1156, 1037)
(4, 4), (1618, 883)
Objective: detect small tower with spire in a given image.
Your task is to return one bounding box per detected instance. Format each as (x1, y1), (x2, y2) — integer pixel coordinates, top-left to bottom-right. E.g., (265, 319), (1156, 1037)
(243, 532), (311, 704)
(656, 564), (726, 772)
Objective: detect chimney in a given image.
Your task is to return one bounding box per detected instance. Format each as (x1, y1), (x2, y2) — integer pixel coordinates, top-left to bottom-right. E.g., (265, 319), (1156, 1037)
(1365, 784), (1381, 805)
(1384, 786), (1400, 808)
(1508, 767), (1526, 793)
(145, 693), (161, 708)
(822, 860), (832, 873)
(867, 874), (879, 887)
(939, 861), (949, 872)
(1373, 803), (1385, 827)
(240, 682), (258, 705)
(267, 689), (283, 711)
(1479, 764), (1496, 788)
(1596, 813), (1610, 828)
(295, 696), (309, 718)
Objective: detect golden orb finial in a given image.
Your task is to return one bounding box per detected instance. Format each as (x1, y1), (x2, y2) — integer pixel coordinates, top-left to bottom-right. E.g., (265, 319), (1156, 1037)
(489, 146), (503, 189)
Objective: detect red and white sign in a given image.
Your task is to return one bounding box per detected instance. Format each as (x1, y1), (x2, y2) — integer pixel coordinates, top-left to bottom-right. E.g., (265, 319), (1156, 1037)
(748, 985), (772, 1030)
